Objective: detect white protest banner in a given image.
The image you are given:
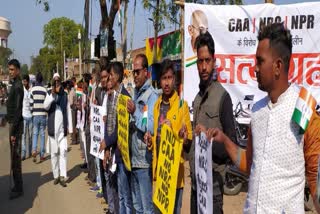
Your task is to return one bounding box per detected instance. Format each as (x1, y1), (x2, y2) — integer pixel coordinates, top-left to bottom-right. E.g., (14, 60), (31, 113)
(90, 104), (105, 160)
(195, 132), (213, 214)
(184, 2), (320, 111)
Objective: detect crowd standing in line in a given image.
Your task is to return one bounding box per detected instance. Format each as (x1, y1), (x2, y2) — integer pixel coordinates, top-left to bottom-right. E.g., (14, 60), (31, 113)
(4, 22), (320, 214)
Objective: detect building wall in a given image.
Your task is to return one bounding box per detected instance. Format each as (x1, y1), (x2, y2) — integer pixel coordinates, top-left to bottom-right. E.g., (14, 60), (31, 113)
(0, 17), (11, 48)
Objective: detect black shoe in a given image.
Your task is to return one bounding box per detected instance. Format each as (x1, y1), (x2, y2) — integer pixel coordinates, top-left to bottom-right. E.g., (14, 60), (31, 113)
(54, 177), (60, 185)
(60, 177), (67, 187)
(80, 163), (87, 169)
(9, 189), (23, 200)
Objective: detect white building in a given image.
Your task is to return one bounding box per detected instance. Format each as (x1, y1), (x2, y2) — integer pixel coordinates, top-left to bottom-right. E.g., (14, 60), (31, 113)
(0, 17), (11, 48)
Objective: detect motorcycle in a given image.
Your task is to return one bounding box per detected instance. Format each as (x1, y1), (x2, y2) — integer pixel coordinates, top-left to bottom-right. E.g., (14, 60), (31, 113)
(223, 95), (253, 196)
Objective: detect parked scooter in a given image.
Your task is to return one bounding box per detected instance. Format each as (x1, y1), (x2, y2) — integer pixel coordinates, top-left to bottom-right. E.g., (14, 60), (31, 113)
(223, 95), (253, 196)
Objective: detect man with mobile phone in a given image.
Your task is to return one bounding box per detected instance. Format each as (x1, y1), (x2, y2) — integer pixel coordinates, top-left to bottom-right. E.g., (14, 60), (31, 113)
(44, 73), (73, 187)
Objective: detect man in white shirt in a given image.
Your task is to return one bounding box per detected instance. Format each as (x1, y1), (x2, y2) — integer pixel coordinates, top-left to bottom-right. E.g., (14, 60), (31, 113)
(44, 73), (72, 187)
(205, 23), (305, 213)
(21, 74), (33, 160)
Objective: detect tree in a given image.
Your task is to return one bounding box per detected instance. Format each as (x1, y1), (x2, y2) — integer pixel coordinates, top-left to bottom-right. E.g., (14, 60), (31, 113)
(0, 47), (12, 74)
(43, 17), (84, 77)
(122, 0), (129, 66)
(20, 64), (29, 76)
(30, 46), (60, 82)
(41, 0), (120, 62)
(185, 0), (242, 4)
(98, 0), (120, 61)
(36, 0), (49, 11)
(143, 0), (179, 63)
(43, 17), (83, 57)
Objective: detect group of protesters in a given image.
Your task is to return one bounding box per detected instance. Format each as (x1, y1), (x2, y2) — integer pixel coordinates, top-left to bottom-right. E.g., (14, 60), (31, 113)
(5, 21), (320, 214)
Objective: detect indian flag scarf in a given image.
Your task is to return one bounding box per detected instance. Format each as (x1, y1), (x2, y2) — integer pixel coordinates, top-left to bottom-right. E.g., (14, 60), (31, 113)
(292, 86), (317, 132)
(142, 105), (148, 130)
(76, 88), (83, 98)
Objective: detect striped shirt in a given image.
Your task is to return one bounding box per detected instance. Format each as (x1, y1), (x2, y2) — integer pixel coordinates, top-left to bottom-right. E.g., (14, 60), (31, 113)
(30, 85), (47, 116)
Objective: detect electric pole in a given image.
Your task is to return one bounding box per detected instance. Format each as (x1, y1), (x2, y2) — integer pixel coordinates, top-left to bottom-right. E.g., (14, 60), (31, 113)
(78, 29), (82, 79)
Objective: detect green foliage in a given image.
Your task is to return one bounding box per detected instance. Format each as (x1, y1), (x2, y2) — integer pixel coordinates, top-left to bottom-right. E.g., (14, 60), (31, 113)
(36, 0), (50, 11)
(0, 47), (12, 73)
(143, 0), (179, 32)
(30, 47), (60, 82)
(20, 64), (29, 76)
(30, 17), (84, 82)
(43, 17), (83, 58)
(185, 0), (242, 4)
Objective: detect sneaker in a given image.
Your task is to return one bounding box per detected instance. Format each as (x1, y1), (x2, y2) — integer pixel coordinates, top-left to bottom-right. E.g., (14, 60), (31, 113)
(90, 186), (100, 192)
(32, 151), (38, 163)
(40, 157), (46, 162)
(60, 177), (67, 187)
(54, 177), (60, 185)
(96, 190), (103, 198)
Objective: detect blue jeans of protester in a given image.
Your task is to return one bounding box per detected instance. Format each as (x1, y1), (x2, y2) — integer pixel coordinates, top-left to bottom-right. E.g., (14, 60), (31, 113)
(117, 163), (132, 214)
(22, 116), (33, 158)
(32, 115), (46, 157)
(131, 168), (154, 214)
(174, 188), (183, 214)
(95, 157), (102, 189)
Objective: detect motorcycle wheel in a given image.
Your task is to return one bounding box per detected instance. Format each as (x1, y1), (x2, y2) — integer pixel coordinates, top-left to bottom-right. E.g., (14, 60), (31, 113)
(223, 173), (243, 196)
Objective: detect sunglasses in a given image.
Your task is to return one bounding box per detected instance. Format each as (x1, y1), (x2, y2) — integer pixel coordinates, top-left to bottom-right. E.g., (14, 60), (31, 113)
(133, 68), (144, 76)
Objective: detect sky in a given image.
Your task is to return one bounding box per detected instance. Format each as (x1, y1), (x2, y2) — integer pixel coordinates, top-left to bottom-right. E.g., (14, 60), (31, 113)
(0, 0), (318, 66)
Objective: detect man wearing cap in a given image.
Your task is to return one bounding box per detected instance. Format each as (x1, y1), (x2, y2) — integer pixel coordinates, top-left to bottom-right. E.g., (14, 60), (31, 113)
(44, 73), (72, 187)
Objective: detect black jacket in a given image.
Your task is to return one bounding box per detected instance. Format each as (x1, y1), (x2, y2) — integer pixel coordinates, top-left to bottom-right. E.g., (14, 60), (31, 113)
(47, 87), (69, 137)
(6, 76), (24, 136)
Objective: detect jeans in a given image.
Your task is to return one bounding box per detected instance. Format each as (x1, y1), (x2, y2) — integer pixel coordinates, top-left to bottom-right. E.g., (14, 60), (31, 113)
(117, 163), (132, 214)
(105, 169), (119, 213)
(174, 188), (183, 214)
(32, 115), (46, 157)
(21, 117), (33, 158)
(131, 168), (154, 214)
(95, 157), (102, 188)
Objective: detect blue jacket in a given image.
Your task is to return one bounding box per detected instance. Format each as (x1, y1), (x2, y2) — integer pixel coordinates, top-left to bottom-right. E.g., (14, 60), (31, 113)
(130, 80), (158, 168)
(105, 86), (131, 163)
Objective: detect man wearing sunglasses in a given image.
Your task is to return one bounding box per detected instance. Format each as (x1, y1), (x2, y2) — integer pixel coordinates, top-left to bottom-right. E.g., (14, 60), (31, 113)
(44, 73), (73, 187)
(127, 54), (158, 213)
